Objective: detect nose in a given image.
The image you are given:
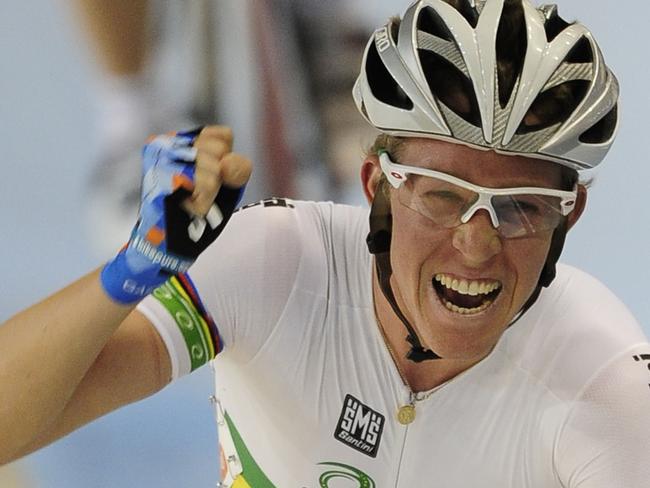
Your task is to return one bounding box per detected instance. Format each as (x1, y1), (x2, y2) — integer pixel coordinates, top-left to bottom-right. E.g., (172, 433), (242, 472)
(452, 209), (503, 265)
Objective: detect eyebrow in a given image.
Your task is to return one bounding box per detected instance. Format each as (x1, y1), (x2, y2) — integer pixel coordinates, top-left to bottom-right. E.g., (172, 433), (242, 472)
(388, 148), (566, 187)
(405, 165), (563, 190)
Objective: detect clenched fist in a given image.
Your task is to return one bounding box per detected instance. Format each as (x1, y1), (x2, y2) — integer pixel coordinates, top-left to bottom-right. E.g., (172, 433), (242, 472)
(100, 125), (252, 304)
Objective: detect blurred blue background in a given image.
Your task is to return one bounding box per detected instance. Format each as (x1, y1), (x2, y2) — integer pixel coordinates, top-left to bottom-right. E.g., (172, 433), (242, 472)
(1, 0), (648, 486)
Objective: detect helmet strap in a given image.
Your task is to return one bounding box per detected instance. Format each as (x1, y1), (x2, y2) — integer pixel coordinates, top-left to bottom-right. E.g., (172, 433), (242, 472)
(367, 188), (441, 363)
(507, 219), (569, 327)
(539, 220), (568, 288)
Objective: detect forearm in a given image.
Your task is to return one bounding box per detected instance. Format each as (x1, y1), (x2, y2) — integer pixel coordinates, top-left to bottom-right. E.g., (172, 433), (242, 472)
(0, 126), (248, 464)
(0, 268), (133, 463)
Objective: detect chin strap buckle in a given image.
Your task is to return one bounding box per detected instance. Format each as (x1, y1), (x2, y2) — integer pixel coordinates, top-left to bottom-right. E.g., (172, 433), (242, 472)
(406, 335), (441, 363)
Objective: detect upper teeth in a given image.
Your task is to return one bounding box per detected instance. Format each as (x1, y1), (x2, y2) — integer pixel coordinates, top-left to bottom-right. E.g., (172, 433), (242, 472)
(434, 274), (501, 296)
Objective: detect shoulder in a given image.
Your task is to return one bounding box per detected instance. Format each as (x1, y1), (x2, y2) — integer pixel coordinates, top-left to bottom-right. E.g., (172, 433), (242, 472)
(228, 198), (368, 241)
(541, 264), (644, 346)
(231, 198), (369, 258)
(501, 263), (647, 401)
(198, 198), (344, 262)
(199, 198), (370, 292)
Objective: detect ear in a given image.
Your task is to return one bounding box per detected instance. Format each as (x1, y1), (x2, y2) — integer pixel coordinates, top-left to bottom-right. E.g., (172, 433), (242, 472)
(360, 155), (383, 205)
(566, 184), (587, 231)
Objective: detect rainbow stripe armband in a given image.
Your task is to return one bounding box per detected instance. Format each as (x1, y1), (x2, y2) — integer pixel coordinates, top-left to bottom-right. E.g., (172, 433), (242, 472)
(148, 274), (222, 374)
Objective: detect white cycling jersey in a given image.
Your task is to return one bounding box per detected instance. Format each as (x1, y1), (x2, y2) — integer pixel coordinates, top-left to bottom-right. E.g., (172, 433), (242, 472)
(138, 198), (650, 488)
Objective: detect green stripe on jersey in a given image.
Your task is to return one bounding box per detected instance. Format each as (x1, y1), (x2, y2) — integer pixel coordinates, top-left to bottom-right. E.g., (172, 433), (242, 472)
(152, 280), (211, 371)
(224, 411), (276, 487)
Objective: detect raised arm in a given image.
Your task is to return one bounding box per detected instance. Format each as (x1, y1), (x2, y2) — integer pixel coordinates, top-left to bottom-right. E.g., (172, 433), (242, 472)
(0, 126), (251, 464)
(0, 270), (166, 463)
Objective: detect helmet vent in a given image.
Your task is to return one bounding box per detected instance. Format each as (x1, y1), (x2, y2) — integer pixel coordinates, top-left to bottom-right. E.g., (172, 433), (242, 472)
(446, 0), (479, 28)
(516, 80), (590, 134)
(417, 6), (455, 42)
(389, 18), (400, 43)
(495, 0), (527, 109)
(418, 50), (481, 127)
(543, 9), (572, 42)
(579, 104), (618, 144)
(565, 36), (594, 64)
(366, 41), (414, 110)
(360, 101), (369, 119)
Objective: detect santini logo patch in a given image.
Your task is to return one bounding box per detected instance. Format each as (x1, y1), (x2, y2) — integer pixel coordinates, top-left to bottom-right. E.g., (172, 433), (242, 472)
(334, 394), (385, 458)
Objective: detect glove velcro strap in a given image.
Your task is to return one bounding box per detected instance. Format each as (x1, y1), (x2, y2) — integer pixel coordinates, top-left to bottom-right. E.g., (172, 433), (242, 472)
(164, 185), (245, 258)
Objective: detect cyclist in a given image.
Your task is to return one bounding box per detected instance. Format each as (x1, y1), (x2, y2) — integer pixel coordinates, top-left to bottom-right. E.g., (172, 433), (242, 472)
(1, 0), (649, 486)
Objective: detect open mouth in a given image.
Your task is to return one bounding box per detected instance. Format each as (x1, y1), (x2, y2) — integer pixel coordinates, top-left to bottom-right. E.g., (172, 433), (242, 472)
(433, 274), (502, 315)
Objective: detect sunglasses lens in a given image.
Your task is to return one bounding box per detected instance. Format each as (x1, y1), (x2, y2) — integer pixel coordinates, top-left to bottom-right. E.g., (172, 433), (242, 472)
(397, 174), (567, 237)
(398, 175), (471, 228)
(492, 195), (566, 238)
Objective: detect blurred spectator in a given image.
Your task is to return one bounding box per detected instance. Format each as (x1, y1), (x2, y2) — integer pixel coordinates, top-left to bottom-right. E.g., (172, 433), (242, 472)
(0, 463), (34, 487)
(73, 0), (392, 256)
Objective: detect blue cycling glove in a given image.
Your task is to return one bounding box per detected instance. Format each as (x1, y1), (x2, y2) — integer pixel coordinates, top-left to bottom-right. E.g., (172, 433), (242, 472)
(101, 128), (245, 304)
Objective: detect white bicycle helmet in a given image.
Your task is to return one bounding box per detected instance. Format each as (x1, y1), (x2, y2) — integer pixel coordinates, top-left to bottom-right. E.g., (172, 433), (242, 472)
(353, 0), (619, 171)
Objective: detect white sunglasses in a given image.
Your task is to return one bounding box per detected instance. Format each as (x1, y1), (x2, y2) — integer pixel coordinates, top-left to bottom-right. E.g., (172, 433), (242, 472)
(379, 152), (577, 238)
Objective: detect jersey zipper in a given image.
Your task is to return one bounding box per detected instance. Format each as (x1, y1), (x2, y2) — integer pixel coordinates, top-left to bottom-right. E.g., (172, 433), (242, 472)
(377, 323), (414, 487)
(375, 311), (420, 424)
(373, 296), (431, 486)
(393, 391), (415, 487)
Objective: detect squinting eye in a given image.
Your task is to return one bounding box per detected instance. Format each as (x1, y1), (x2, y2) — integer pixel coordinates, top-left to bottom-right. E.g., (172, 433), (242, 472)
(510, 199), (541, 214)
(427, 191), (464, 203)
(494, 196), (542, 214)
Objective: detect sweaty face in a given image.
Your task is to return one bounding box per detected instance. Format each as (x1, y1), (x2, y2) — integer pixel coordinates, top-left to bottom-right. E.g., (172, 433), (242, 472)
(387, 139), (566, 361)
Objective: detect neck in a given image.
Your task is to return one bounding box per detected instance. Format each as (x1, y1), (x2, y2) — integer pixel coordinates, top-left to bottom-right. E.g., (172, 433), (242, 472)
(372, 267), (482, 392)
